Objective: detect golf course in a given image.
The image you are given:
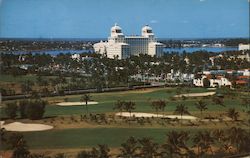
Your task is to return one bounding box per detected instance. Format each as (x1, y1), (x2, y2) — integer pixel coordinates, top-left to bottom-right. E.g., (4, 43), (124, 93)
(1, 86), (250, 157)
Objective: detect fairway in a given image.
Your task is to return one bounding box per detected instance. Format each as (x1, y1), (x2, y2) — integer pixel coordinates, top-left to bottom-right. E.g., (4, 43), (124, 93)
(23, 127), (204, 149)
(2, 87), (250, 154)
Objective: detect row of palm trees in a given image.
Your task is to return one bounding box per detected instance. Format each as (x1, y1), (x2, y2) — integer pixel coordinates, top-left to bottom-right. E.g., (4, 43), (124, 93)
(74, 127), (250, 158)
(2, 127), (249, 158)
(113, 98), (241, 121)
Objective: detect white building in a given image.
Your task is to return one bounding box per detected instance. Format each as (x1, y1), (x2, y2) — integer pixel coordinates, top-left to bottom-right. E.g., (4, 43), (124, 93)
(94, 24), (164, 59)
(193, 75), (232, 88)
(239, 43), (250, 51)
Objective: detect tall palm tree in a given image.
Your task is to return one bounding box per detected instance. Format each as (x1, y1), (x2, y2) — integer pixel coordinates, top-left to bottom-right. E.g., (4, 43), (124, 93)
(241, 98), (250, 113)
(212, 96), (225, 107)
(124, 101), (136, 118)
(138, 137), (161, 158)
(113, 100), (125, 115)
(195, 100), (208, 119)
(193, 131), (214, 157)
(174, 103), (190, 124)
(227, 127), (245, 153)
(151, 100), (166, 117)
(119, 137), (139, 158)
(226, 108), (239, 121)
(80, 94), (91, 114)
(162, 131), (190, 158)
(212, 129), (226, 153)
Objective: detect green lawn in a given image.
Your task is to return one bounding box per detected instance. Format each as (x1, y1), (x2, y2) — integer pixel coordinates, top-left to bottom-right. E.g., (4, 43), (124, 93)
(23, 127), (207, 149)
(0, 74), (38, 83)
(44, 87), (245, 116)
(2, 87), (249, 150)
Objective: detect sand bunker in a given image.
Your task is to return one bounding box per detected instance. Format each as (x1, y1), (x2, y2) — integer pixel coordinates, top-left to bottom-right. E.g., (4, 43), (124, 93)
(2, 122), (53, 132)
(116, 112), (197, 120)
(174, 92), (216, 97)
(56, 101), (98, 106)
(0, 121), (5, 127)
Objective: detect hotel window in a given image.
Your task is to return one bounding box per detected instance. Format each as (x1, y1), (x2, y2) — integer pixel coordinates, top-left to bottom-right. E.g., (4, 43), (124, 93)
(116, 30), (122, 33)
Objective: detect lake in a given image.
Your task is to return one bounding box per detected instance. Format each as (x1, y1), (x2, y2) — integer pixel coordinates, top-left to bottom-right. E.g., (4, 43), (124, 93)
(163, 47), (238, 53)
(9, 47), (238, 55)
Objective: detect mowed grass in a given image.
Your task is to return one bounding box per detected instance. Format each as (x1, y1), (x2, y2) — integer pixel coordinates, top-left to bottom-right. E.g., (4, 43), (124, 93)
(0, 74), (38, 83)
(45, 87), (245, 117)
(3, 87), (249, 150)
(23, 127), (207, 149)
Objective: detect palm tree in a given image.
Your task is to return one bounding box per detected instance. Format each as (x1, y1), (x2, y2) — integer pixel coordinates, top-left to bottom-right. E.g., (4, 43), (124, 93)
(96, 144), (110, 158)
(80, 94), (91, 114)
(138, 137), (161, 158)
(174, 103), (190, 124)
(226, 108), (239, 121)
(241, 98), (250, 113)
(162, 131), (190, 157)
(227, 127), (245, 153)
(212, 96), (225, 107)
(193, 131), (214, 157)
(119, 137), (139, 158)
(212, 129), (226, 153)
(124, 101), (136, 118)
(195, 100), (208, 119)
(113, 100), (125, 116)
(151, 100), (166, 117)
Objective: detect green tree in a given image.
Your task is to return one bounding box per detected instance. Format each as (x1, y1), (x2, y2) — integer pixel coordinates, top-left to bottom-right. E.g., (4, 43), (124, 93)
(5, 102), (18, 119)
(124, 101), (136, 118)
(151, 100), (166, 117)
(227, 108), (239, 121)
(193, 131), (214, 157)
(162, 131), (190, 158)
(138, 137), (161, 158)
(113, 100), (125, 115)
(203, 78), (210, 88)
(195, 100), (208, 118)
(19, 100), (29, 118)
(174, 103), (190, 124)
(80, 94), (91, 114)
(119, 137), (139, 158)
(25, 99), (47, 120)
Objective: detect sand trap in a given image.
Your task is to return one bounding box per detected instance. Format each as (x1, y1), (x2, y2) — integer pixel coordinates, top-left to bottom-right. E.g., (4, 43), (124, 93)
(116, 112), (198, 120)
(0, 121), (5, 127)
(56, 101), (98, 106)
(2, 122), (53, 132)
(174, 92), (216, 97)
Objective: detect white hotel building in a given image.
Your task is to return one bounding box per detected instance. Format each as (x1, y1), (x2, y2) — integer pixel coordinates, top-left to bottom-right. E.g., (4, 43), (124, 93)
(94, 24), (164, 59)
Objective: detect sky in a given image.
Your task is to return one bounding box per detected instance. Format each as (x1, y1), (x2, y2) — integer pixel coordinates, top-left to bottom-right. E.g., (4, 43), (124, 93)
(0, 0), (249, 39)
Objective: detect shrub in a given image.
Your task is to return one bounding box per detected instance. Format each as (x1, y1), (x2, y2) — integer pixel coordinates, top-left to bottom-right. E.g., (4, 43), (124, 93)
(19, 100), (29, 118)
(5, 102), (18, 119)
(25, 99), (47, 120)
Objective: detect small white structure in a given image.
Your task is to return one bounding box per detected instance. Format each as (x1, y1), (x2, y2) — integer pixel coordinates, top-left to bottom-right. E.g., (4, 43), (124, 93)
(239, 43), (250, 51)
(193, 76), (206, 87)
(71, 54), (81, 61)
(94, 24), (164, 59)
(209, 77), (232, 87)
(193, 76), (231, 88)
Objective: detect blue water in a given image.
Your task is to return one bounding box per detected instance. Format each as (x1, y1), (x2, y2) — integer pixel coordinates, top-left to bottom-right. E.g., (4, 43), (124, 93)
(9, 47), (238, 56)
(163, 47), (238, 53)
(12, 49), (94, 56)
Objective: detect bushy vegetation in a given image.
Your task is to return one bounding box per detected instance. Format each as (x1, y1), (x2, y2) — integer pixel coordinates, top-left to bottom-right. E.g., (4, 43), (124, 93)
(4, 99), (47, 120)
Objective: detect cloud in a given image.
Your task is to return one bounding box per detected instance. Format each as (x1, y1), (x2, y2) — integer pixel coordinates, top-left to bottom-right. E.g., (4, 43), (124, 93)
(200, 0), (206, 2)
(150, 20), (158, 24)
(0, 0), (3, 6)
